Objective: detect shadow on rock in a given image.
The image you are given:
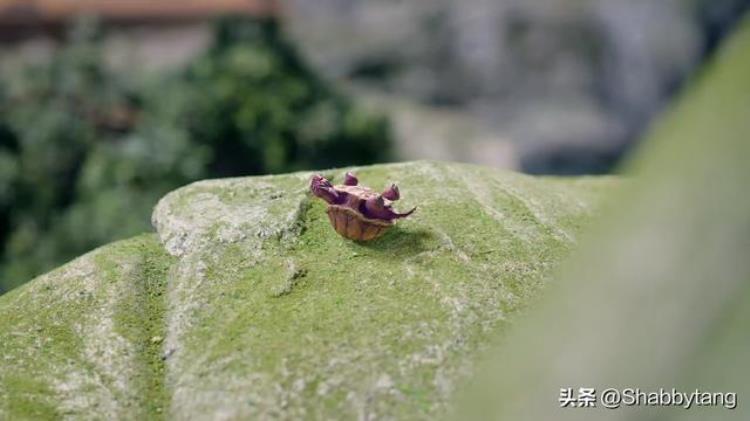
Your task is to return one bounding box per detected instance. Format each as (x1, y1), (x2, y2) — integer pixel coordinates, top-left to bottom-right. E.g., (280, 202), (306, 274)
(353, 225), (436, 259)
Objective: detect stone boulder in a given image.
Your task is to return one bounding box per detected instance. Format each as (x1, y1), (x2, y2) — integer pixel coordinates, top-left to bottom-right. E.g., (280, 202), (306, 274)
(0, 161), (614, 419)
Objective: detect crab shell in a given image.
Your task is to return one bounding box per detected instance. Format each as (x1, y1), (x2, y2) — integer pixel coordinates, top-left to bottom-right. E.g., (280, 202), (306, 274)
(310, 173), (415, 241)
(326, 185), (394, 241)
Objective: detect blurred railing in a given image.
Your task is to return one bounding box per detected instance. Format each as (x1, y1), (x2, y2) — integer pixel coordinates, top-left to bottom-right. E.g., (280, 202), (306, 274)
(0, 0), (279, 40)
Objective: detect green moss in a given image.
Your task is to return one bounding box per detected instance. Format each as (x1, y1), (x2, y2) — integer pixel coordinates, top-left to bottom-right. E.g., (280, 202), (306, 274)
(1, 376), (60, 419)
(155, 160), (617, 418)
(0, 234), (173, 419)
(94, 235), (173, 419)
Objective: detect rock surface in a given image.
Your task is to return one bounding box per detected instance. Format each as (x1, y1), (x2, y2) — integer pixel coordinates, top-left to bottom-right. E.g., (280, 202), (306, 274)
(0, 161), (614, 419)
(0, 235), (171, 419)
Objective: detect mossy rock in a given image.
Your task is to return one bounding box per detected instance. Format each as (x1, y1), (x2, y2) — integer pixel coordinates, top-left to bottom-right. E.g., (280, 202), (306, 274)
(0, 235), (172, 419)
(0, 161), (616, 419)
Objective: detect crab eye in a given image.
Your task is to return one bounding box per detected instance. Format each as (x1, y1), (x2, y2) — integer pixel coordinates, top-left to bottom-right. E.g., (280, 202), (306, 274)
(344, 172), (359, 186)
(311, 174), (333, 188)
(383, 184), (400, 201)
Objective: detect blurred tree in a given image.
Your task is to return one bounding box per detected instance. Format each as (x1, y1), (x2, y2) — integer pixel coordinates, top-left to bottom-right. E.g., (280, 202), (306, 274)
(0, 17), (392, 293)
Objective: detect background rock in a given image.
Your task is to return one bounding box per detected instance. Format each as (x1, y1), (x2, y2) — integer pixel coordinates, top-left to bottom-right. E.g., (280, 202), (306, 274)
(283, 0), (749, 174)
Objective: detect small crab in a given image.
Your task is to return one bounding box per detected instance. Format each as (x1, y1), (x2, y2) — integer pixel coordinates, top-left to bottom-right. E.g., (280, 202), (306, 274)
(310, 172), (416, 241)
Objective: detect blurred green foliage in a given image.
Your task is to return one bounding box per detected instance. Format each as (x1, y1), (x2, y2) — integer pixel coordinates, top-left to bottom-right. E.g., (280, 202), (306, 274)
(0, 17), (392, 293)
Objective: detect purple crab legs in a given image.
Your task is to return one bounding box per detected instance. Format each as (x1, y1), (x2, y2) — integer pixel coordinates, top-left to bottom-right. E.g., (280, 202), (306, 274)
(310, 172), (416, 241)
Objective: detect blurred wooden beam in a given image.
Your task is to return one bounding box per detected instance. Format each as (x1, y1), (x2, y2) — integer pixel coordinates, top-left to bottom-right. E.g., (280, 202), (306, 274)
(0, 0), (279, 26)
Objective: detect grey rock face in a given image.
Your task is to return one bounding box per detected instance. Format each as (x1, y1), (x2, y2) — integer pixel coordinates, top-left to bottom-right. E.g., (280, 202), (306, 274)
(283, 0), (747, 174)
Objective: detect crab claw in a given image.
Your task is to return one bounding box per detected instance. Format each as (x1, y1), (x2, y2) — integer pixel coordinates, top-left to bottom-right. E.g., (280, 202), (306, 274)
(363, 195), (416, 221)
(310, 174), (341, 204)
(382, 184), (400, 201)
(344, 172), (359, 186)
(391, 206), (417, 219)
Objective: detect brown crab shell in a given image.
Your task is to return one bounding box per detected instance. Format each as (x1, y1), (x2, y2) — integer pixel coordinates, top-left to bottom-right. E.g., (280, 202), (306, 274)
(326, 205), (393, 241)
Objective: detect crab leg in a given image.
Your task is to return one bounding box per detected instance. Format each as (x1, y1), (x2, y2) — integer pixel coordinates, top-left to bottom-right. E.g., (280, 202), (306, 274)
(363, 193), (416, 221)
(310, 174), (343, 204)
